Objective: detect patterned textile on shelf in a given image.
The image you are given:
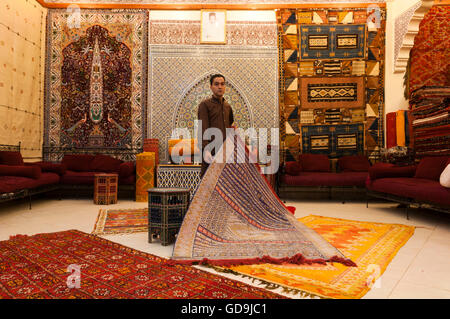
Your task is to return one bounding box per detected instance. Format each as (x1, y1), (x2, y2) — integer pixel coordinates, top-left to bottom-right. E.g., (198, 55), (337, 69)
(413, 125), (450, 158)
(0, 230), (286, 299)
(171, 133), (355, 267)
(409, 86), (450, 158)
(299, 24), (366, 60)
(301, 124), (364, 158)
(135, 152), (155, 202)
(44, 10), (148, 153)
(299, 77), (365, 109)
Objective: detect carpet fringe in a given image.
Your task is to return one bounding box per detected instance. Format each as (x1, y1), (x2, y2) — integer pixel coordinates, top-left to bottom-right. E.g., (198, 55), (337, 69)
(168, 253), (357, 268)
(205, 264), (328, 299)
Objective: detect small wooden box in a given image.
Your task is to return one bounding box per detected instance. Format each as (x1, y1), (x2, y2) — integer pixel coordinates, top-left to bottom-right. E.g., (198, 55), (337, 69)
(94, 173), (118, 205)
(147, 188), (190, 246)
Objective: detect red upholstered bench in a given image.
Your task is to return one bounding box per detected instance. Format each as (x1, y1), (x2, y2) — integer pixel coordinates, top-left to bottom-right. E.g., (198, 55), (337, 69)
(0, 146), (63, 208)
(366, 156), (450, 218)
(279, 154), (370, 200)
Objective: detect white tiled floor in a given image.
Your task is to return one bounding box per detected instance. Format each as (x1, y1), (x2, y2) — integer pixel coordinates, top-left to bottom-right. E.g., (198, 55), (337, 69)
(0, 196), (449, 299)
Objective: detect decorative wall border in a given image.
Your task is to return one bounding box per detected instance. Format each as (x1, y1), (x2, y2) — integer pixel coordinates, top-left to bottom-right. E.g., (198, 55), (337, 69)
(393, 0), (434, 74)
(36, 0), (386, 9)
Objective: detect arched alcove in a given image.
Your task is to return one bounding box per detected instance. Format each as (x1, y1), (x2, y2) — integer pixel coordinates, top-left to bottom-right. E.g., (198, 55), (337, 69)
(172, 72), (254, 137)
(394, 0), (434, 73)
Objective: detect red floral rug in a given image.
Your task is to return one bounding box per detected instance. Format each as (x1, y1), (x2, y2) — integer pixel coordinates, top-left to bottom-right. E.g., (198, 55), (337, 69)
(0, 230), (287, 299)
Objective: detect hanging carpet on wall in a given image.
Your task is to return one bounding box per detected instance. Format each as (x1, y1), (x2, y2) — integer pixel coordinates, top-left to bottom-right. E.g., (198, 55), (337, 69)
(171, 133), (356, 267)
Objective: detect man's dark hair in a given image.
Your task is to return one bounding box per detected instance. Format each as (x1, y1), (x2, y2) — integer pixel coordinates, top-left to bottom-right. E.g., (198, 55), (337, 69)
(210, 74), (225, 85)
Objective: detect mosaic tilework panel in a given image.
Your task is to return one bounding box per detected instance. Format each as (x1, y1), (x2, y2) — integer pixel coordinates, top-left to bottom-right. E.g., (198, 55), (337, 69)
(44, 10), (148, 153)
(277, 8), (385, 162)
(149, 45), (278, 163)
(150, 20), (277, 47)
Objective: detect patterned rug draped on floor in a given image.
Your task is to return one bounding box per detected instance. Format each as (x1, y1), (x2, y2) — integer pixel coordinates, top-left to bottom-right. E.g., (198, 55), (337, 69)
(221, 215), (415, 299)
(0, 230), (286, 299)
(171, 133), (355, 267)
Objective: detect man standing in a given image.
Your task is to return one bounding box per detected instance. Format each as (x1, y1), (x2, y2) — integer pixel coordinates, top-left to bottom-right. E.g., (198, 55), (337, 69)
(197, 74), (234, 178)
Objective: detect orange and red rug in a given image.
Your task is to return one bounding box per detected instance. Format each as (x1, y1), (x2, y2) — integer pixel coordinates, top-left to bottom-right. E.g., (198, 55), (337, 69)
(0, 230), (286, 299)
(92, 208), (148, 235)
(218, 215), (415, 299)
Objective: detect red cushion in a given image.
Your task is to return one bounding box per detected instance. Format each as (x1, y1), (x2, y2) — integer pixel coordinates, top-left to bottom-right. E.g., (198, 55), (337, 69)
(119, 161), (135, 178)
(415, 156), (450, 181)
(90, 155), (123, 173)
(0, 165), (41, 179)
(62, 154), (95, 172)
(298, 154), (330, 172)
(368, 177), (450, 206)
(60, 171), (98, 185)
(338, 155), (370, 172)
(0, 151), (24, 166)
(0, 176), (38, 193)
(281, 172), (367, 187)
(369, 164), (416, 180)
(32, 172), (60, 188)
(285, 161), (302, 176)
(119, 174), (136, 185)
(26, 162), (67, 175)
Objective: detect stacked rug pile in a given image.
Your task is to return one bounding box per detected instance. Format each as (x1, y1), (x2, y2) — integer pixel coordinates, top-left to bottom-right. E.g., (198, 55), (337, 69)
(409, 86), (450, 159)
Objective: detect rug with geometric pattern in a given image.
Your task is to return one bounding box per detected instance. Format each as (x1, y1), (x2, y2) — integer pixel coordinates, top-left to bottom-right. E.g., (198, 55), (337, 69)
(215, 215), (415, 299)
(92, 208), (148, 236)
(0, 230), (287, 299)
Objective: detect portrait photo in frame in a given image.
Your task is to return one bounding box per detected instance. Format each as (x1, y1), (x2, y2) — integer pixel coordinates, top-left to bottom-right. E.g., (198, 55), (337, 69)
(201, 9), (227, 44)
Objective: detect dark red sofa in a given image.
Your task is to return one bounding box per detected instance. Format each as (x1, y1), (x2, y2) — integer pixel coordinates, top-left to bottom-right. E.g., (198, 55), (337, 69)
(366, 156), (450, 217)
(279, 154), (370, 200)
(0, 148), (62, 208)
(0, 146), (136, 207)
(59, 154), (135, 187)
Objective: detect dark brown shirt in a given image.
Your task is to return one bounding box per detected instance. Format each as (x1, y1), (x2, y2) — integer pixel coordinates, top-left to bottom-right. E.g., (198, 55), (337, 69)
(197, 95), (234, 148)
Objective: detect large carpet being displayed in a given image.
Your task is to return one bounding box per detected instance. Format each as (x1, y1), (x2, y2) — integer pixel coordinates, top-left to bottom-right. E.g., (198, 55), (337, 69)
(0, 230), (286, 299)
(171, 134), (355, 267)
(219, 215), (415, 299)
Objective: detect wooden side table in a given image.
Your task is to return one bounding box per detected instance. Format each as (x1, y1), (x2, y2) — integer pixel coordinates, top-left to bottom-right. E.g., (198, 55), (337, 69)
(94, 173), (118, 205)
(147, 187), (190, 246)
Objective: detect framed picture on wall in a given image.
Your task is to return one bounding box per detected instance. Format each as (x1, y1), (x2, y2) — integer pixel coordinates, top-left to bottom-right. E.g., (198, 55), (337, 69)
(201, 9), (227, 44)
